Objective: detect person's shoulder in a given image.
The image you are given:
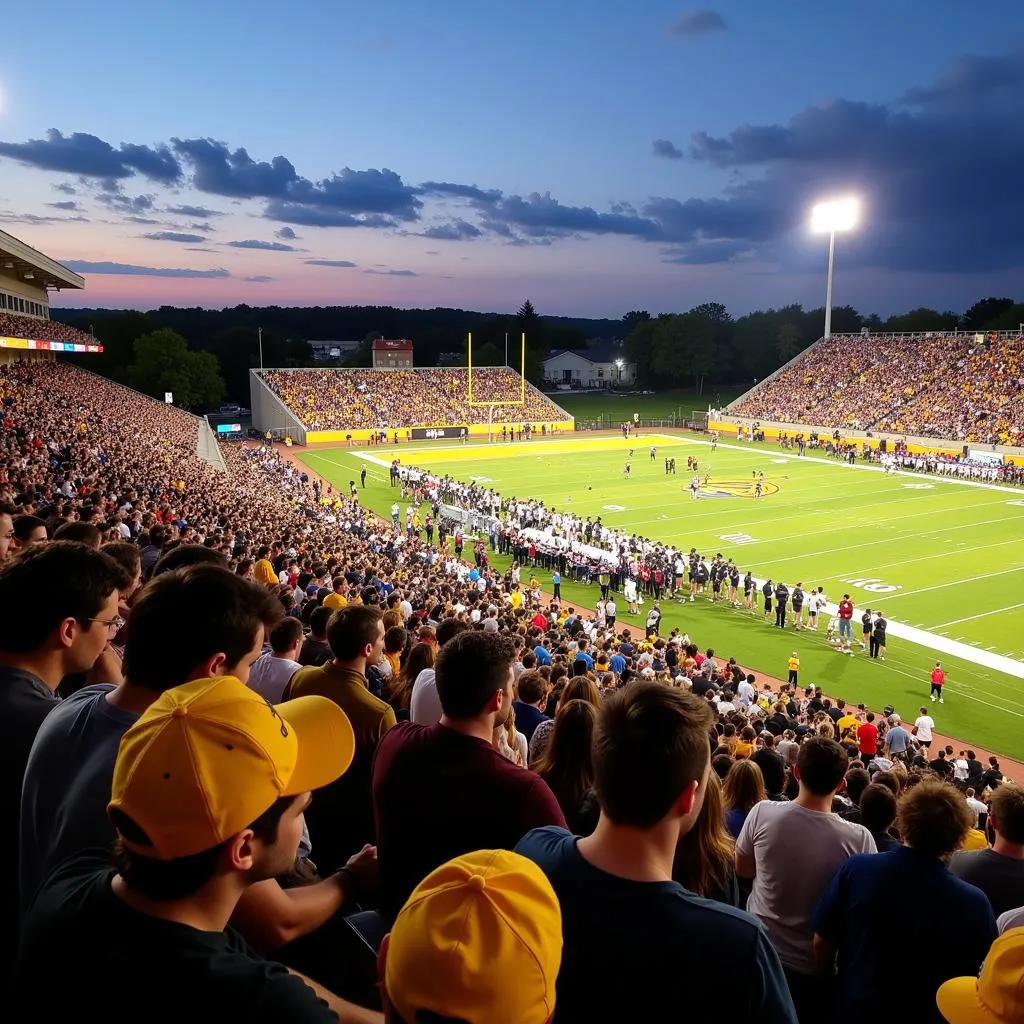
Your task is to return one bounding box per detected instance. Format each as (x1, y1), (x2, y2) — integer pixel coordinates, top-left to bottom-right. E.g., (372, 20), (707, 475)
(515, 825), (575, 864)
(671, 890), (767, 944)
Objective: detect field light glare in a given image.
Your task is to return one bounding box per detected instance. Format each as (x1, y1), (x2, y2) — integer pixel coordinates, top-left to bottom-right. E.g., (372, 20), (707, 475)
(811, 196), (860, 234)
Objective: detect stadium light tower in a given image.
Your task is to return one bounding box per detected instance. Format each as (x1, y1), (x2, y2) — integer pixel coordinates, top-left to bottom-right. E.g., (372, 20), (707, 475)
(811, 196), (860, 339)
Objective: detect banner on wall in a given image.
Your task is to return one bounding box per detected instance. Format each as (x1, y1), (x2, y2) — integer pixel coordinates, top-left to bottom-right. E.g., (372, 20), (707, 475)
(0, 336), (104, 353)
(410, 426), (469, 441)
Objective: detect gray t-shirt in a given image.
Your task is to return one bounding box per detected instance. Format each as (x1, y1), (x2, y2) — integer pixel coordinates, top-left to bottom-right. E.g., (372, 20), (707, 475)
(20, 685), (135, 917)
(950, 849), (1024, 918)
(736, 800), (877, 974)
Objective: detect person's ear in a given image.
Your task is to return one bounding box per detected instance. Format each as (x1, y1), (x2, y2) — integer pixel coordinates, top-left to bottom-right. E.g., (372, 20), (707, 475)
(225, 828), (257, 873)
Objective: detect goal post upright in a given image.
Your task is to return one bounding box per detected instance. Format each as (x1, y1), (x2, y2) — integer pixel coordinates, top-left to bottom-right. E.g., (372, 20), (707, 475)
(466, 331), (528, 417)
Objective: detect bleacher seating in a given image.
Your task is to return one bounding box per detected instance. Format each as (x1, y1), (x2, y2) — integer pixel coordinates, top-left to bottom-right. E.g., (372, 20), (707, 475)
(259, 366), (569, 431)
(732, 333), (1024, 446)
(0, 311), (96, 347)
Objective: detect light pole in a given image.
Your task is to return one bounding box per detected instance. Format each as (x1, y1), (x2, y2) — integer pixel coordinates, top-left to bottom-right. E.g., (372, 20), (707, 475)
(258, 326), (263, 370)
(811, 197), (860, 339)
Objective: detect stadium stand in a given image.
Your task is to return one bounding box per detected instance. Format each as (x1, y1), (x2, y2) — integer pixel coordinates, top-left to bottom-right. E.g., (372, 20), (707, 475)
(259, 366), (569, 431)
(3, 357), (1021, 1022)
(0, 311), (96, 347)
(732, 332), (1024, 447)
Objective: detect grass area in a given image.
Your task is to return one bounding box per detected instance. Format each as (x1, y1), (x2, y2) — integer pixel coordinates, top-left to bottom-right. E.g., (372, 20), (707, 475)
(551, 387), (746, 423)
(297, 432), (1024, 759)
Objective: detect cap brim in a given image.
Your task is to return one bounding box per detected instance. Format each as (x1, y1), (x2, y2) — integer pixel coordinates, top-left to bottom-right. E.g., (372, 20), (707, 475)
(936, 978), (998, 1024)
(276, 695), (356, 795)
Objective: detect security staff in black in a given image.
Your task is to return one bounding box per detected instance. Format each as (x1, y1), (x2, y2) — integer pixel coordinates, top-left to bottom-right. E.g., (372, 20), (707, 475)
(762, 579), (773, 619)
(870, 612), (888, 659)
(791, 584), (804, 628)
(774, 581), (790, 628)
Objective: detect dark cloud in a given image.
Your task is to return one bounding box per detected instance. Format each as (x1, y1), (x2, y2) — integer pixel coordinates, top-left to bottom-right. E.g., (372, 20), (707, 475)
(227, 239), (296, 251)
(53, 182), (77, 195)
(46, 200), (82, 211)
(0, 211), (89, 225)
(669, 10), (727, 36)
(95, 190), (156, 216)
(420, 181), (502, 205)
(652, 139), (683, 159)
(262, 201), (395, 228)
(275, 226), (297, 240)
(420, 220), (482, 240)
(61, 260), (229, 278)
(0, 130), (181, 182)
(484, 192), (662, 240)
(144, 231), (208, 243)
(190, 221), (215, 232)
(364, 268), (416, 277)
(125, 216), (161, 225)
(243, 275), (274, 282)
(184, 247), (217, 252)
(303, 259), (357, 268)
(166, 203), (223, 218)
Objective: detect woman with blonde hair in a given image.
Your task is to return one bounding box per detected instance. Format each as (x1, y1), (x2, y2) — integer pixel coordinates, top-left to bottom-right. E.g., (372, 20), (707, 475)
(673, 772), (740, 906)
(534, 699), (599, 836)
(495, 708), (528, 766)
(722, 759), (766, 839)
(528, 674), (600, 767)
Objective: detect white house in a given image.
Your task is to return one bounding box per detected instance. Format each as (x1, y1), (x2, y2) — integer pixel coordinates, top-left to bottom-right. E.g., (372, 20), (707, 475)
(542, 345), (636, 388)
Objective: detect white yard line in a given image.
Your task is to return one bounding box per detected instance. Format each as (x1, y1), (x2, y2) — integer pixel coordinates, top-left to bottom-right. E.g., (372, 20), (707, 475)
(929, 602), (1024, 630)
(878, 566), (1024, 601)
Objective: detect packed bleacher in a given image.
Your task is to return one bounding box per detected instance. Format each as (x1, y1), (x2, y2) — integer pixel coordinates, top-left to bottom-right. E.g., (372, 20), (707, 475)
(732, 332), (1024, 447)
(2, 357), (1023, 1023)
(0, 310), (96, 347)
(259, 366), (569, 431)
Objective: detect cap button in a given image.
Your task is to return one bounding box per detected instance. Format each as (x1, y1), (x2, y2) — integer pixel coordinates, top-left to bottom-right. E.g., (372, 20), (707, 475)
(171, 706), (189, 718)
(467, 873), (486, 892)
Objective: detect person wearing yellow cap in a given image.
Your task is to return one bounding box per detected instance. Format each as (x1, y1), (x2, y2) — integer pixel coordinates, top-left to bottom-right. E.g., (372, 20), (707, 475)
(16, 675), (381, 1023)
(380, 850), (562, 1024)
(937, 927), (1024, 1024)
(516, 681), (797, 1023)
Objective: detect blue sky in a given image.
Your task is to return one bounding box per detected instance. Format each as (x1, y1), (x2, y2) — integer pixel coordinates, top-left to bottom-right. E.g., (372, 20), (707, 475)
(2, 1), (1023, 317)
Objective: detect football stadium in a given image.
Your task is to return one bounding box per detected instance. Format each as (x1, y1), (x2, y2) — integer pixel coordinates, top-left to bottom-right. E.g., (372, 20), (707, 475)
(4, 227), (1024, 1019)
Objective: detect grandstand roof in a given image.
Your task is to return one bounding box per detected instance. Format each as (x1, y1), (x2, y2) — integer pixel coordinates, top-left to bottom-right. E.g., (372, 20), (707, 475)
(0, 229), (85, 291)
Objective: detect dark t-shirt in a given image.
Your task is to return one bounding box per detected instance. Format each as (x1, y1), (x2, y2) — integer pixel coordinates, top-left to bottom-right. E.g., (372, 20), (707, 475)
(1, 666), (60, 985)
(950, 848), (1024, 917)
(17, 852), (336, 1021)
(516, 827), (797, 1024)
(372, 722), (566, 917)
(814, 847), (996, 1024)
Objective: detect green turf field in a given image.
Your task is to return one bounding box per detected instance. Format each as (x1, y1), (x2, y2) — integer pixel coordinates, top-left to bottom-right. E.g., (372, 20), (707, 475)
(297, 432), (1024, 759)
(552, 387), (745, 423)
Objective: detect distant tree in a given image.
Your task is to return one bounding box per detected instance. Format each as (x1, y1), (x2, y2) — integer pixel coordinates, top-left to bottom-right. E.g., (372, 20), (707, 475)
(962, 297), (1015, 331)
(974, 302), (1024, 332)
(517, 299), (539, 322)
(127, 329), (225, 410)
(622, 310), (651, 335)
(884, 308), (958, 333)
(472, 340), (501, 367)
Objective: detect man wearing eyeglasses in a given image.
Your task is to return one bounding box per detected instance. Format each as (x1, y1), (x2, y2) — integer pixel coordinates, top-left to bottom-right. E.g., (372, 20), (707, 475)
(0, 541), (128, 988)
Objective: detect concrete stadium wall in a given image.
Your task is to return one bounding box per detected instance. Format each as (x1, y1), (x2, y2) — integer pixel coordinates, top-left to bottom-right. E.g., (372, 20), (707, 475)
(725, 336), (825, 410)
(249, 369), (308, 445)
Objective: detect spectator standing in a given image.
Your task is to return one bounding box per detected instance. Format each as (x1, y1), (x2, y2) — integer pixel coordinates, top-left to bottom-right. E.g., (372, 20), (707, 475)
(736, 737), (875, 1023)
(512, 669), (549, 742)
(248, 617), (304, 704)
(517, 683), (796, 1023)
(812, 779), (996, 1024)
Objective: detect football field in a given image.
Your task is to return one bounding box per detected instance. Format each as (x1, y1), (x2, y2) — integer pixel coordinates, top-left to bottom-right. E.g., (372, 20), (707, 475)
(297, 432), (1024, 759)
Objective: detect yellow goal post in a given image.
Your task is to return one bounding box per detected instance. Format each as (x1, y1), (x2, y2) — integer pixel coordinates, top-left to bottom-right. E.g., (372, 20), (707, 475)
(467, 331), (528, 441)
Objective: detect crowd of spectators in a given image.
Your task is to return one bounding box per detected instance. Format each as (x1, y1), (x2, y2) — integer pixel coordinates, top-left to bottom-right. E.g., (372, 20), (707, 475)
(2, 357), (1023, 1023)
(0, 311), (96, 347)
(733, 333), (1024, 447)
(260, 367), (569, 432)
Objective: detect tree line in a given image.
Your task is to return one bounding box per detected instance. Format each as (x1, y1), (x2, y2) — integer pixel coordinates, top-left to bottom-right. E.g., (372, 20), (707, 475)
(53, 295), (1023, 408)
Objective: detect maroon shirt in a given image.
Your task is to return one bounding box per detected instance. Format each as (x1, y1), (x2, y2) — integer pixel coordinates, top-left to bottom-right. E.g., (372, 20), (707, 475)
(372, 722), (567, 916)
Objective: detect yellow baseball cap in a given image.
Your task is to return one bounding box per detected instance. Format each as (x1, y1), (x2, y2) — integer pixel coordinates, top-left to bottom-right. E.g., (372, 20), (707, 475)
(108, 676), (355, 860)
(384, 849), (562, 1024)
(937, 928), (1024, 1024)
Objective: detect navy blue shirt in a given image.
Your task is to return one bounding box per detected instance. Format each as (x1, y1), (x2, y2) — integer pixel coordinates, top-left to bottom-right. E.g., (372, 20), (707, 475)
(813, 846), (996, 1024)
(512, 700), (548, 742)
(516, 827), (797, 1023)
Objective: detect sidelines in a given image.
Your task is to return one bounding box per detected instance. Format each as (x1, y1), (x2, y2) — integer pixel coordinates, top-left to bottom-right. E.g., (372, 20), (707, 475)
(325, 449), (1024, 678)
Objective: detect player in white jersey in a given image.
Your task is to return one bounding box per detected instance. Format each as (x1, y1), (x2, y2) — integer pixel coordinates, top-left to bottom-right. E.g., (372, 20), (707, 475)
(689, 475), (700, 499)
(826, 613), (840, 644)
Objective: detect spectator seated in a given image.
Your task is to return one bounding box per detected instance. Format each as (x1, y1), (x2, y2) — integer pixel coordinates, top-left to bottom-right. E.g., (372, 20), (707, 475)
(0, 311), (96, 347)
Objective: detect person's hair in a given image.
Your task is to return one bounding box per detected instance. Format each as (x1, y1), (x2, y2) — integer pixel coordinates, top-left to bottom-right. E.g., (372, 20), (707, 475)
(268, 616), (303, 654)
(558, 674), (601, 710)
(673, 772), (734, 899)
(859, 783), (897, 835)
(0, 542), (130, 652)
(722, 759), (766, 815)
(535, 700), (597, 818)
(326, 604), (384, 661)
(121, 565), (283, 691)
(52, 521), (101, 547)
(152, 545), (228, 577)
(592, 682), (713, 828)
(101, 541), (141, 581)
(796, 737), (849, 796)
(384, 625), (408, 654)
(389, 641), (435, 705)
(309, 605), (332, 637)
(749, 748), (785, 796)
(516, 669), (547, 705)
(896, 779), (973, 858)
(111, 795), (296, 901)
(989, 783), (1024, 843)
(13, 514), (46, 542)
(436, 617), (468, 646)
(844, 767), (871, 805)
(872, 771), (901, 797)
(435, 631), (516, 719)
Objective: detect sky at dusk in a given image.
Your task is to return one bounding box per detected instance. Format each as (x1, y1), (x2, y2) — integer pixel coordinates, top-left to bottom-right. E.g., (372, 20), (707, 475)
(2, 1), (1023, 319)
